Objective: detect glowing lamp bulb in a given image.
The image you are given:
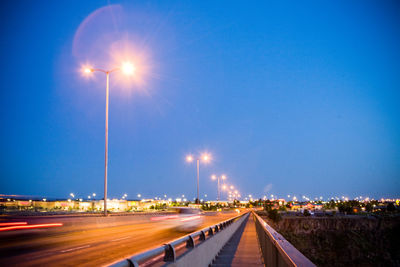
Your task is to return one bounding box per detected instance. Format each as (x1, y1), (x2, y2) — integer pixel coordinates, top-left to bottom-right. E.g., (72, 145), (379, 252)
(201, 153), (211, 162)
(83, 68), (92, 74)
(121, 62), (135, 75)
(186, 155), (193, 162)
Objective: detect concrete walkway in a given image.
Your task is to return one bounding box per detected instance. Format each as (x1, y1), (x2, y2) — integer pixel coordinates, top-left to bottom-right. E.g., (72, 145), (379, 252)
(211, 214), (264, 266)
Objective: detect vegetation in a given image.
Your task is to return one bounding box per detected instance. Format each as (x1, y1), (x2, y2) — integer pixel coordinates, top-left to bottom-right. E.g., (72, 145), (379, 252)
(267, 209), (282, 223)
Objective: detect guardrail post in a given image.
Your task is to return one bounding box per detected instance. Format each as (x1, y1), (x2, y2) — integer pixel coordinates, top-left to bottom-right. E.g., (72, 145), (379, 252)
(127, 259), (139, 267)
(208, 227), (214, 236)
(186, 235), (195, 248)
(214, 225), (219, 232)
(199, 230), (206, 241)
(164, 244), (176, 262)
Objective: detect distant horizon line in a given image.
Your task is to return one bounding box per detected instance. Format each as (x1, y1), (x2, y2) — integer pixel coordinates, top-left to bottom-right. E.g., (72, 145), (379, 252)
(1, 193), (399, 201)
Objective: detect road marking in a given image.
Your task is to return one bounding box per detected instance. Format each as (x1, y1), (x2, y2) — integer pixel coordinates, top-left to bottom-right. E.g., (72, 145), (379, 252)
(61, 245), (90, 253)
(112, 236), (131, 242)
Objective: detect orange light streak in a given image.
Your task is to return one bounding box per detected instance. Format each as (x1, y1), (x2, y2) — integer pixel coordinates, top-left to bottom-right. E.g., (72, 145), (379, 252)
(0, 222), (28, 227)
(0, 223), (63, 232)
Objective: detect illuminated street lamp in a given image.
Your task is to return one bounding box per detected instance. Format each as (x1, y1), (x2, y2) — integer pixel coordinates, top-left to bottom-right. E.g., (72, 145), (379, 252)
(83, 62), (135, 216)
(186, 153), (211, 204)
(211, 174), (226, 201)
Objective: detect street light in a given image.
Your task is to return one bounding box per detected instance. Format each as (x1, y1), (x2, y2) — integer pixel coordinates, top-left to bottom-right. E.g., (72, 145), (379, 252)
(186, 153), (211, 204)
(211, 174), (226, 201)
(83, 62), (135, 216)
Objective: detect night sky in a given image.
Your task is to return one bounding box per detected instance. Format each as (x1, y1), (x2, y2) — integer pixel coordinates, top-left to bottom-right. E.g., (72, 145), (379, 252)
(1, 1), (399, 200)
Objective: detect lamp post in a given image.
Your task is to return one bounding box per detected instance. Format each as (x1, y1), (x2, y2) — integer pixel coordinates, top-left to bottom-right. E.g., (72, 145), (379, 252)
(186, 153), (211, 204)
(83, 62), (134, 216)
(211, 174), (226, 201)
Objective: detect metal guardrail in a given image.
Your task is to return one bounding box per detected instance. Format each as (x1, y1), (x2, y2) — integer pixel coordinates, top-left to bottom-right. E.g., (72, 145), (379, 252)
(253, 212), (316, 267)
(109, 212), (249, 267)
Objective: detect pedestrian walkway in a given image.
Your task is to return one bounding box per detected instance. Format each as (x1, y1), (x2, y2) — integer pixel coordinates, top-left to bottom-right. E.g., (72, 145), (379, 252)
(211, 214), (264, 266)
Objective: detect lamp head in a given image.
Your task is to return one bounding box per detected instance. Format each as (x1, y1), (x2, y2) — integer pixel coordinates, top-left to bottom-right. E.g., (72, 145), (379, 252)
(186, 155), (194, 162)
(121, 62), (135, 75)
(201, 153), (211, 163)
(83, 67), (93, 74)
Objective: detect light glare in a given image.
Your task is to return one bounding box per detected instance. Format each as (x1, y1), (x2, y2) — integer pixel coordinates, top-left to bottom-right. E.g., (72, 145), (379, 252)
(202, 153), (211, 162)
(186, 155), (194, 162)
(121, 62), (135, 75)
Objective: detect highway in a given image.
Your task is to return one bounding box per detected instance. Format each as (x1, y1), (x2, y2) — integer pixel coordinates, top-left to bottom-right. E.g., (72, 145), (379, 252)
(0, 212), (240, 266)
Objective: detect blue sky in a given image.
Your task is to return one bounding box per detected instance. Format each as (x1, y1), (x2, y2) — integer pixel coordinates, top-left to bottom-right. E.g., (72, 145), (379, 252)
(1, 0), (399, 200)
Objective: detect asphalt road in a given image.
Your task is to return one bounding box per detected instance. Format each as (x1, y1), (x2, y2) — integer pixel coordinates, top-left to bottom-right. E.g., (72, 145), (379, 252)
(0, 212), (240, 266)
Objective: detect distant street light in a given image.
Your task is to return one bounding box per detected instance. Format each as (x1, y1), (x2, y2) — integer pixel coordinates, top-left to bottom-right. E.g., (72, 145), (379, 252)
(186, 153), (211, 204)
(211, 174), (226, 201)
(83, 62), (135, 216)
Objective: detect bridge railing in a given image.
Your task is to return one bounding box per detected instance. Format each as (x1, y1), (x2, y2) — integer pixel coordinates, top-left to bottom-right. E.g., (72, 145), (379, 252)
(253, 211), (316, 267)
(109, 212), (249, 267)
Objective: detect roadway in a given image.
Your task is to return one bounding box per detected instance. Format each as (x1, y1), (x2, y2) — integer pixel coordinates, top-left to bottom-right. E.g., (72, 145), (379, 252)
(0, 212), (240, 266)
